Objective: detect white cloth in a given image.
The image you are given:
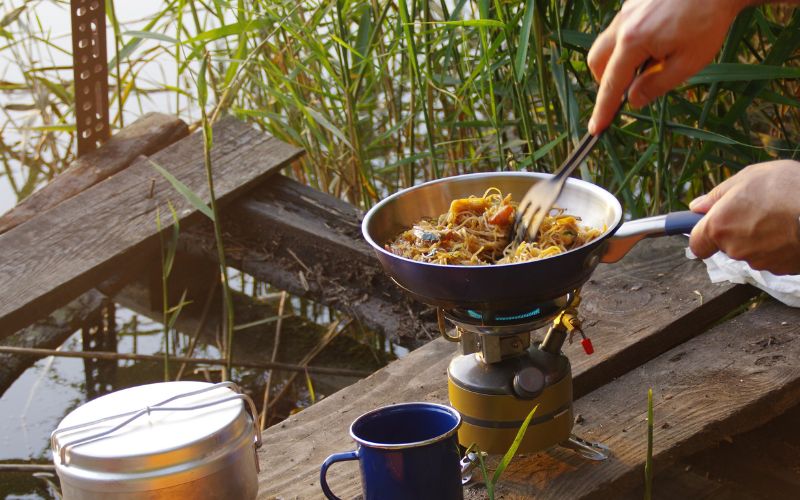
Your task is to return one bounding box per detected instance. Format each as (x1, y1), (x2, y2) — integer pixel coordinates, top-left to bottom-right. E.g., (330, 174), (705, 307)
(687, 248), (800, 307)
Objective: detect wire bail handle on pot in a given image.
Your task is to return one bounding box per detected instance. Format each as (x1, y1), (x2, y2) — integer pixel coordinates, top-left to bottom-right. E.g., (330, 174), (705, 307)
(51, 382), (263, 470)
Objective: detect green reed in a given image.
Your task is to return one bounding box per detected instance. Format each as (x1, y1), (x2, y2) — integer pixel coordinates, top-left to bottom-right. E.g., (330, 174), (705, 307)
(2, 1), (800, 216)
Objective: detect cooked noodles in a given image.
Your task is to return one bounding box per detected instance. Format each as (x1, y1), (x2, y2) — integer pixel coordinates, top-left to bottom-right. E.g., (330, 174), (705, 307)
(386, 188), (602, 265)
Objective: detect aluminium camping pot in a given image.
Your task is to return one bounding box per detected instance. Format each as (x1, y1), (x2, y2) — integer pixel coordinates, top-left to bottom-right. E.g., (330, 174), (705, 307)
(51, 381), (261, 500)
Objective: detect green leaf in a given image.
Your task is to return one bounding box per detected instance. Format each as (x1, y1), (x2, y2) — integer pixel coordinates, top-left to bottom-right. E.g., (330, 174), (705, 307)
(109, 37), (143, 67)
(424, 19), (506, 29)
(688, 63), (800, 85)
(164, 201), (181, 277)
(667, 123), (738, 145)
(122, 30), (178, 44)
(6, 103), (39, 112)
(354, 7), (372, 62)
(148, 159), (215, 221)
(185, 18), (271, 44)
(198, 53), (208, 109)
(0, 6), (25, 29)
(491, 404), (538, 485)
(23, 124), (76, 133)
(166, 290), (190, 330)
(518, 132), (567, 167)
(234, 315), (290, 331)
(304, 106), (352, 149)
(552, 29), (595, 51)
(514, 0), (536, 82)
(330, 34), (364, 59)
(305, 370), (317, 404)
(532, 132), (567, 161)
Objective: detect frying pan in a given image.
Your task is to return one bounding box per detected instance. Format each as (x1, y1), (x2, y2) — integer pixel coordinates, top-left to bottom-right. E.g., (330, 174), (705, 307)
(362, 172), (702, 310)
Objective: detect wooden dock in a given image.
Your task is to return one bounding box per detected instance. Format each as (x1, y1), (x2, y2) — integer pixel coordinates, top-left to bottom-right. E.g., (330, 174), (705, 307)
(255, 236), (800, 499)
(1, 113), (799, 498)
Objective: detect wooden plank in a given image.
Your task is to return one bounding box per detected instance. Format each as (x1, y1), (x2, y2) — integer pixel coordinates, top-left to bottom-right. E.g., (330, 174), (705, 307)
(0, 117), (303, 337)
(569, 237), (760, 398)
(486, 298), (800, 499)
(255, 238), (756, 498)
(0, 114), (189, 393)
(0, 112), (188, 235)
(180, 175), (439, 346)
(661, 401), (800, 500)
(614, 403), (800, 499)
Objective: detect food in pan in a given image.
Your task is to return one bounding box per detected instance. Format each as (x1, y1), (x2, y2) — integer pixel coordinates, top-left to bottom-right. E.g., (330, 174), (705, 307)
(386, 188), (602, 265)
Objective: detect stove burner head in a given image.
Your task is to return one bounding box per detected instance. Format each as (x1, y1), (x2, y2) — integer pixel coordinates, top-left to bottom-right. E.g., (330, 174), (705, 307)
(445, 293), (572, 336)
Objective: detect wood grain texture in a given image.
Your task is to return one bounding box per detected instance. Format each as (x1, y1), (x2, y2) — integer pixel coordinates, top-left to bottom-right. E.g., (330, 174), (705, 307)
(180, 175), (438, 346)
(489, 298), (800, 499)
(255, 238), (757, 499)
(0, 112), (188, 235)
(0, 117), (303, 337)
(0, 114), (189, 392)
(622, 402), (800, 500)
(568, 237), (760, 398)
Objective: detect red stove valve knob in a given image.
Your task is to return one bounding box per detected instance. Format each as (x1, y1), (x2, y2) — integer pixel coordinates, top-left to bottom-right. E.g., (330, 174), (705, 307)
(581, 337), (594, 355)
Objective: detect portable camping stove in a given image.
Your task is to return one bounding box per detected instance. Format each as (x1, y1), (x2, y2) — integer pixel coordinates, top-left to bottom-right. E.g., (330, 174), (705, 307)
(439, 290), (609, 460)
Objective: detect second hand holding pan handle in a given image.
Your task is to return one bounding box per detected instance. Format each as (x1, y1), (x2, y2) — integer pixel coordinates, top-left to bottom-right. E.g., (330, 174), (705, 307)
(601, 211), (704, 263)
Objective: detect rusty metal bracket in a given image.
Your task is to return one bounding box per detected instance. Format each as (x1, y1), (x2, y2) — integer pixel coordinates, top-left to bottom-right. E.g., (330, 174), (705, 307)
(70, 0), (110, 156)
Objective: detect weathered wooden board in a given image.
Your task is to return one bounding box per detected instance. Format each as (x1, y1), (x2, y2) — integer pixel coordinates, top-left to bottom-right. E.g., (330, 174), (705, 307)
(181, 175), (439, 346)
(255, 238), (757, 498)
(0, 118), (303, 337)
(487, 298), (800, 499)
(568, 237), (759, 397)
(0, 112), (188, 235)
(622, 402), (800, 499)
(0, 114), (191, 392)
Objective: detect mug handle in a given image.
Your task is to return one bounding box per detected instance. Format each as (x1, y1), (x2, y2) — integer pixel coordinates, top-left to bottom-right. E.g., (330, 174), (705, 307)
(320, 450), (359, 500)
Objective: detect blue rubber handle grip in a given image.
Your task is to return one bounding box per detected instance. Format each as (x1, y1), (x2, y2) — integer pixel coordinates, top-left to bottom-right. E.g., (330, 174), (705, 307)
(664, 211), (703, 236)
(320, 450), (359, 500)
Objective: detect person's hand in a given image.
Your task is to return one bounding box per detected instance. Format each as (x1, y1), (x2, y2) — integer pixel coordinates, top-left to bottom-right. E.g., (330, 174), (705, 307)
(587, 0), (748, 135)
(689, 160), (800, 275)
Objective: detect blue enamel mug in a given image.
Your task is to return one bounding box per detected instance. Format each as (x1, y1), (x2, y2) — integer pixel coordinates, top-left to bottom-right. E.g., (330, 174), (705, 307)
(320, 402), (463, 500)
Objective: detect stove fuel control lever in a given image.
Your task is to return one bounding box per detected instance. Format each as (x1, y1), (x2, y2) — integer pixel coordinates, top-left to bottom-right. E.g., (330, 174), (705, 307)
(540, 308), (594, 356)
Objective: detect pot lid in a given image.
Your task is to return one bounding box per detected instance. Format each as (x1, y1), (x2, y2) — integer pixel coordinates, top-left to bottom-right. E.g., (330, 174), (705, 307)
(51, 381), (248, 473)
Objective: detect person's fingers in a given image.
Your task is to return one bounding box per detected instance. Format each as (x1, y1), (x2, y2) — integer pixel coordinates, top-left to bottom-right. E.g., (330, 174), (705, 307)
(689, 215), (719, 259)
(587, 29), (617, 82)
(588, 32), (649, 135)
(689, 175), (739, 213)
(627, 58), (679, 108)
(689, 194), (713, 214)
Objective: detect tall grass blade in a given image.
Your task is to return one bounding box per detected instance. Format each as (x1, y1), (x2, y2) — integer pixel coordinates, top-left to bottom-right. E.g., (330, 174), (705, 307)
(148, 160), (215, 220)
(491, 404), (538, 485)
(644, 388), (653, 500)
(514, 0), (536, 81)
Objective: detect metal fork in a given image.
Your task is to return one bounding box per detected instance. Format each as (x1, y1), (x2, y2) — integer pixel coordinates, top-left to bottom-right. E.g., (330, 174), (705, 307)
(512, 130), (602, 245)
(513, 60), (659, 244)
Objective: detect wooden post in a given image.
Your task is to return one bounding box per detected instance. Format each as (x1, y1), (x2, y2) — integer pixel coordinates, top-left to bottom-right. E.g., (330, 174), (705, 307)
(70, 0), (110, 156)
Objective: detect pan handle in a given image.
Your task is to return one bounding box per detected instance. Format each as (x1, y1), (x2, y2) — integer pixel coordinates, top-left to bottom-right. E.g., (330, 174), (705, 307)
(601, 211), (703, 263)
